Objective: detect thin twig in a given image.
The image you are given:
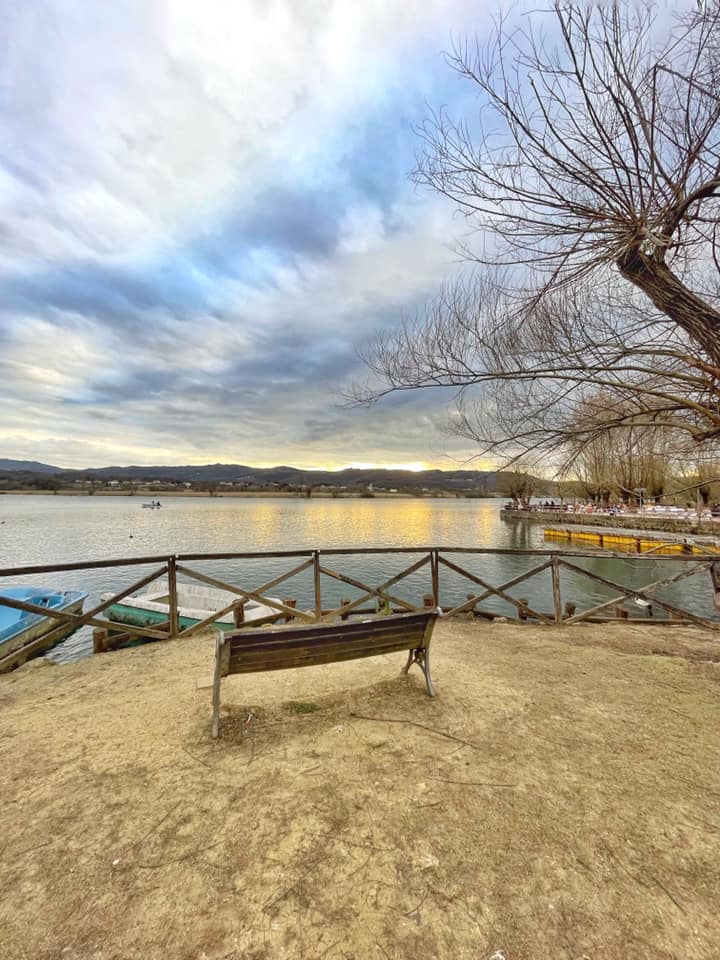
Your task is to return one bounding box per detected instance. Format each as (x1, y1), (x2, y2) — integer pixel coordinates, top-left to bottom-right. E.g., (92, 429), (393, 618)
(345, 853), (373, 880)
(402, 888), (429, 921)
(600, 842), (649, 889)
(665, 706), (693, 721)
(263, 852), (331, 911)
(667, 774), (720, 798)
(181, 746), (211, 768)
(317, 940), (343, 959)
(136, 839), (224, 869)
(650, 874), (686, 914)
(121, 800), (183, 857)
(349, 713), (479, 750)
(427, 776), (516, 788)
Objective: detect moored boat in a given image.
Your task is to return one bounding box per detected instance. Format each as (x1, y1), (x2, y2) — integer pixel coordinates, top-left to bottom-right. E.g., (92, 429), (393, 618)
(101, 579), (282, 638)
(0, 586), (88, 673)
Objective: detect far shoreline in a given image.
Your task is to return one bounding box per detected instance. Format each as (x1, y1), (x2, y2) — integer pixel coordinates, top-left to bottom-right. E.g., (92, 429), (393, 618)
(0, 488), (499, 500)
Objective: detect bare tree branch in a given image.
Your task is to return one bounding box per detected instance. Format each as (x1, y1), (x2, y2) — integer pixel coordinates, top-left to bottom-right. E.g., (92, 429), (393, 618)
(354, 1), (720, 469)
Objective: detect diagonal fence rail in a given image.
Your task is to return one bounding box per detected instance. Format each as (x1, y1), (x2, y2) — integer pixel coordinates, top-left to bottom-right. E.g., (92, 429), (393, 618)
(1, 546), (718, 670)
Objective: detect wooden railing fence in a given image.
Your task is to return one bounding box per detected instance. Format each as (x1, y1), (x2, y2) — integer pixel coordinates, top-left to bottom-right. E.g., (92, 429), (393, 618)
(1, 546), (718, 668)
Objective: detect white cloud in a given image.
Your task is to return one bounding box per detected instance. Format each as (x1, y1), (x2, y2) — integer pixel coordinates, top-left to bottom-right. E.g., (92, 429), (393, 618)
(1, 0), (482, 267)
(0, 0), (498, 468)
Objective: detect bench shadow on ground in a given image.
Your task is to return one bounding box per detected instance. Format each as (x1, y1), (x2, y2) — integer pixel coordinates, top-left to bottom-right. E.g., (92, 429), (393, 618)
(209, 672), (436, 750)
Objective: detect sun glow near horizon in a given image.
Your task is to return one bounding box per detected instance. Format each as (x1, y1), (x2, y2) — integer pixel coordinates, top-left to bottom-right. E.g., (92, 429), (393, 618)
(341, 461), (430, 472)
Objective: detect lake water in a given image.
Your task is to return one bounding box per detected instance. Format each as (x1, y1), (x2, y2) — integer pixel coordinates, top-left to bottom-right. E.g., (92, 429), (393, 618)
(0, 494), (717, 662)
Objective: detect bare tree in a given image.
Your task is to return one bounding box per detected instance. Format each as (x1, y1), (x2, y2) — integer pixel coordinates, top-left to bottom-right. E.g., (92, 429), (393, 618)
(357, 275), (720, 465)
(671, 444), (720, 505)
(418, 2), (720, 358)
(356, 2), (720, 465)
(497, 457), (538, 506)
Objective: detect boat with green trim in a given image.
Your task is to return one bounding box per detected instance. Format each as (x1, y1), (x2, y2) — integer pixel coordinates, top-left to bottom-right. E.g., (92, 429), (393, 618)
(101, 579), (281, 635)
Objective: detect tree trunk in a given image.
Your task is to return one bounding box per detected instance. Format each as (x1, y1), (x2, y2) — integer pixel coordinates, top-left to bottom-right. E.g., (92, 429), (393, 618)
(618, 250), (720, 368)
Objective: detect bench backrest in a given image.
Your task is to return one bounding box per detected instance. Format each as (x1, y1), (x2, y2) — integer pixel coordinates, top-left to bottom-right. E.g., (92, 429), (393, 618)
(218, 610), (438, 676)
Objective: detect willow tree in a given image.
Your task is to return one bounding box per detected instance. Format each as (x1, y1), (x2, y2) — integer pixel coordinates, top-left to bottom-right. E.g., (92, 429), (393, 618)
(356, 2), (720, 465)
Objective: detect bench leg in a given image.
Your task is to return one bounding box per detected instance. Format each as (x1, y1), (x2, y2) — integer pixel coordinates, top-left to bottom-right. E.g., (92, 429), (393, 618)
(212, 674), (221, 738)
(401, 646), (435, 698)
(211, 656), (223, 739)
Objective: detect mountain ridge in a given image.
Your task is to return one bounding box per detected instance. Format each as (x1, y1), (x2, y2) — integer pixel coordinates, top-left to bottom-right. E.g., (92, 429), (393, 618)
(0, 458), (498, 490)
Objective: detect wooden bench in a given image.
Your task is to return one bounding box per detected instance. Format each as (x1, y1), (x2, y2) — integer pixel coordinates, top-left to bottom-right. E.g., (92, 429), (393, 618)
(211, 609), (439, 737)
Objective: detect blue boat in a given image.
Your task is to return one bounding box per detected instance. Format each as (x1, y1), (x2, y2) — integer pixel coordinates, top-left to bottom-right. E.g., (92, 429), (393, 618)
(0, 586), (88, 673)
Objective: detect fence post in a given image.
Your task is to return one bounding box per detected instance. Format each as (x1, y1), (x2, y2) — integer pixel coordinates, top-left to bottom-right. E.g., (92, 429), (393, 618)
(283, 598), (297, 623)
(232, 602), (245, 628)
(313, 550), (322, 622)
(551, 556), (562, 623)
(431, 549), (439, 608)
(167, 555), (179, 638)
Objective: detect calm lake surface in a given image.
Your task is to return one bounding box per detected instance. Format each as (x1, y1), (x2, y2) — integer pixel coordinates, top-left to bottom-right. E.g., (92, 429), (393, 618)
(0, 494), (716, 662)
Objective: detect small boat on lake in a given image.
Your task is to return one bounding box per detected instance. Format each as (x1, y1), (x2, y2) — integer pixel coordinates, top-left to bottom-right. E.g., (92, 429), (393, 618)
(101, 579), (282, 637)
(142, 501), (162, 509)
(0, 586), (88, 673)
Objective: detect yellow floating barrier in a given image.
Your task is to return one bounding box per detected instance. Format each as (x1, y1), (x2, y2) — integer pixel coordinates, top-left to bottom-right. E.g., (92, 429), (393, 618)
(543, 527), (696, 555)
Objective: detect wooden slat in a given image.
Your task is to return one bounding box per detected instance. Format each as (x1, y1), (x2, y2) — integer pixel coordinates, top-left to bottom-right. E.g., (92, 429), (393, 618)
(443, 559), (553, 617)
(167, 556), (179, 637)
(435, 546), (718, 562)
(438, 555), (555, 625)
(313, 551), (322, 620)
(229, 633), (424, 661)
(175, 565), (314, 622)
(559, 558), (711, 621)
(229, 624), (427, 656)
(222, 612), (437, 677)
(711, 562), (720, 612)
(175, 597), (246, 639)
(318, 564), (420, 615)
(559, 558), (718, 629)
(175, 557), (314, 638)
(0, 611), (167, 672)
(318, 554), (430, 620)
(179, 557), (314, 599)
(0, 554), (169, 578)
(1, 546), (716, 583)
(178, 549), (314, 561)
(228, 611), (431, 647)
(227, 644), (418, 674)
(551, 556), (562, 623)
(0, 565), (171, 647)
(431, 550), (439, 606)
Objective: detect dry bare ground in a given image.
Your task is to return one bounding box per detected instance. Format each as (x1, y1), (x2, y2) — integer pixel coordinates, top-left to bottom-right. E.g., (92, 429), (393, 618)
(1, 620), (719, 960)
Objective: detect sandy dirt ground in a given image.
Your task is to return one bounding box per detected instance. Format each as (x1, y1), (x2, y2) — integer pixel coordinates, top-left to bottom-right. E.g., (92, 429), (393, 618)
(1, 620), (719, 960)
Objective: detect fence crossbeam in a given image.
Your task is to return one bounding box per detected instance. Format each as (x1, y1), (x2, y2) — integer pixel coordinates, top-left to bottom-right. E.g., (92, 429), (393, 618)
(318, 555), (430, 621)
(560, 558), (716, 628)
(438, 555), (555, 624)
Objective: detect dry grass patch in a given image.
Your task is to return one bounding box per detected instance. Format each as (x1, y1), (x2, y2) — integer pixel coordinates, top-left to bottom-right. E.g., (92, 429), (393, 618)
(0, 620), (718, 960)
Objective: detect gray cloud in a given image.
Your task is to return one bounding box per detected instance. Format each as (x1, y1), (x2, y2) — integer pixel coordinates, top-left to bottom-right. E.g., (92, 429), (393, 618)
(0, 0), (495, 469)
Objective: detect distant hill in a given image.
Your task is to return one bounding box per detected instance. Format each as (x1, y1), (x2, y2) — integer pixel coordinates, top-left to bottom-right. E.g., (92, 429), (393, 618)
(0, 458), (62, 473)
(0, 458), (506, 491)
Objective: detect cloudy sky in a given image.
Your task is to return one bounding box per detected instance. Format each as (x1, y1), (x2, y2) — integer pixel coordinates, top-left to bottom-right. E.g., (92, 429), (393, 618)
(1, 0), (499, 470)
